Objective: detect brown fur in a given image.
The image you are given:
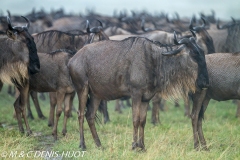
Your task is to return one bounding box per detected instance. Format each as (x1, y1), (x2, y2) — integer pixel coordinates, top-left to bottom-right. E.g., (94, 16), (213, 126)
(68, 36), (207, 150)
(0, 17), (40, 135)
(190, 52), (240, 150)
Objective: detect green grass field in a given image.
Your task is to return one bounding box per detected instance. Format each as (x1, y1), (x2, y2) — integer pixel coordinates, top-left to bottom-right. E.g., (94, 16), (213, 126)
(0, 84), (240, 160)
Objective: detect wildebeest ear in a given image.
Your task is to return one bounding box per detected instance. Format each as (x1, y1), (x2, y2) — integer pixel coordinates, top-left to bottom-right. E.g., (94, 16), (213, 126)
(6, 29), (17, 40)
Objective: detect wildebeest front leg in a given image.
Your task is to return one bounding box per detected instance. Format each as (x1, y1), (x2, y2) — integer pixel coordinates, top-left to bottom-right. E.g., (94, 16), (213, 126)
(151, 96), (161, 125)
(30, 91), (46, 119)
(85, 94), (102, 148)
(14, 96), (24, 133)
(137, 102), (149, 150)
(184, 95), (191, 117)
(48, 92), (57, 127)
(114, 99), (122, 113)
(191, 89), (207, 150)
(52, 91), (65, 141)
(197, 97), (210, 150)
(15, 84), (32, 135)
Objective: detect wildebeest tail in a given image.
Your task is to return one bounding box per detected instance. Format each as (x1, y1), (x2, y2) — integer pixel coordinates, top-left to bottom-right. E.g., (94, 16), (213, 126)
(85, 96), (102, 125)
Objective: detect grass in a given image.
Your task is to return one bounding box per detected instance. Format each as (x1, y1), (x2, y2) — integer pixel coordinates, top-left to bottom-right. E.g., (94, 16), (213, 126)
(0, 84), (240, 160)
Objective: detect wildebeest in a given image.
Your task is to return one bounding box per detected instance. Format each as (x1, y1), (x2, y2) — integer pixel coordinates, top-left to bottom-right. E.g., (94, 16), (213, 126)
(25, 20), (109, 121)
(0, 16), (40, 135)
(182, 18), (240, 119)
(28, 49), (75, 140)
(190, 52), (240, 150)
(26, 21), (94, 120)
(24, 21), (110, 140)
(68, 32), (209, 150)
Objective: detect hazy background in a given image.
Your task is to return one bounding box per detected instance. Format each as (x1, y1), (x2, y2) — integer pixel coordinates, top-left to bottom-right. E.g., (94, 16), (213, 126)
(1, 0), (240, 20)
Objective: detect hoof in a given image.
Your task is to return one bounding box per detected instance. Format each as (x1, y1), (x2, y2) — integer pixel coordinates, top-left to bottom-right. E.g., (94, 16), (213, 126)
(48, 123), (53, 127)
(62, 129), (67, 136)
(27, 115), (34, 120)
(79, 143), (86, 151)
(52, 133), (58, 141)
(26, 130), (32, 136)
(132, 142), (145, 151)
(39, 116), (46, 120)
(202, 145), (210, 151)
(132, 142), (138, 150)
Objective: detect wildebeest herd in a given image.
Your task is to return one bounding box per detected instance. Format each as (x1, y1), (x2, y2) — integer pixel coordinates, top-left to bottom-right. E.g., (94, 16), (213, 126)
(0, 8), (240, 151)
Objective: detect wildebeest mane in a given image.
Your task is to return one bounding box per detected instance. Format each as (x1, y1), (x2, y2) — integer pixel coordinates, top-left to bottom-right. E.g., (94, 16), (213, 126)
(42, 49), (76, 59)
(122, 36), (178, 52)
(26, 35), (40, 75)
(111, 36), (196, 101)
(35, 30), (88, 47)
(150, 39), (197, 101)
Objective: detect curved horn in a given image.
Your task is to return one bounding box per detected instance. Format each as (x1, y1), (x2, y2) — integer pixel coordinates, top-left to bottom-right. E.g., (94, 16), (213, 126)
(162, 48), (182, 56)
(201, 17), (206, 28)
(86, 20), (90, 33)
(96, 19), (103, 28)
(231, 17), (236, 23)
(141, 18), (145, 31)
(6, 16), (13, 30)
(216, 19), (231, 30)
(178, 38), (190, 44)
(173, 31), (179, 45)
(190, 29), (196, 38)
(173, 31), (190, 45)
(189, 16), (194, 30)
(21, 16), (30, 28)
(190, 30), (197, 38)
(7, 10), (11, 18)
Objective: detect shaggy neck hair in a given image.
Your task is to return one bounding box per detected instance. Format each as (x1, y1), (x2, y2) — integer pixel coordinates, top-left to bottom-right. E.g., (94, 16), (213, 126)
(0, 36), (29, 87)
(152, 43), (198, 101)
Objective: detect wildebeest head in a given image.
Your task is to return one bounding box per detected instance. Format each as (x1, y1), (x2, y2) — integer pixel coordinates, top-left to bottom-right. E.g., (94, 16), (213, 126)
(189, 17), (215, 54)
(216, 17), (238, 30)
(6, 16), (40, 75)
(216, 18), (240, 52)
(86, 19), (109, 43)
(162, 31), (209, 90)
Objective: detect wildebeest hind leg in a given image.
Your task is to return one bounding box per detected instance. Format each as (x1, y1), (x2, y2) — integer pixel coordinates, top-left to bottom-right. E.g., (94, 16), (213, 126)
(131, 95), (142, 150)
(77, 84), (89, 150)
(85, 94), (102, 148)
(62, 92), (74, 136)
